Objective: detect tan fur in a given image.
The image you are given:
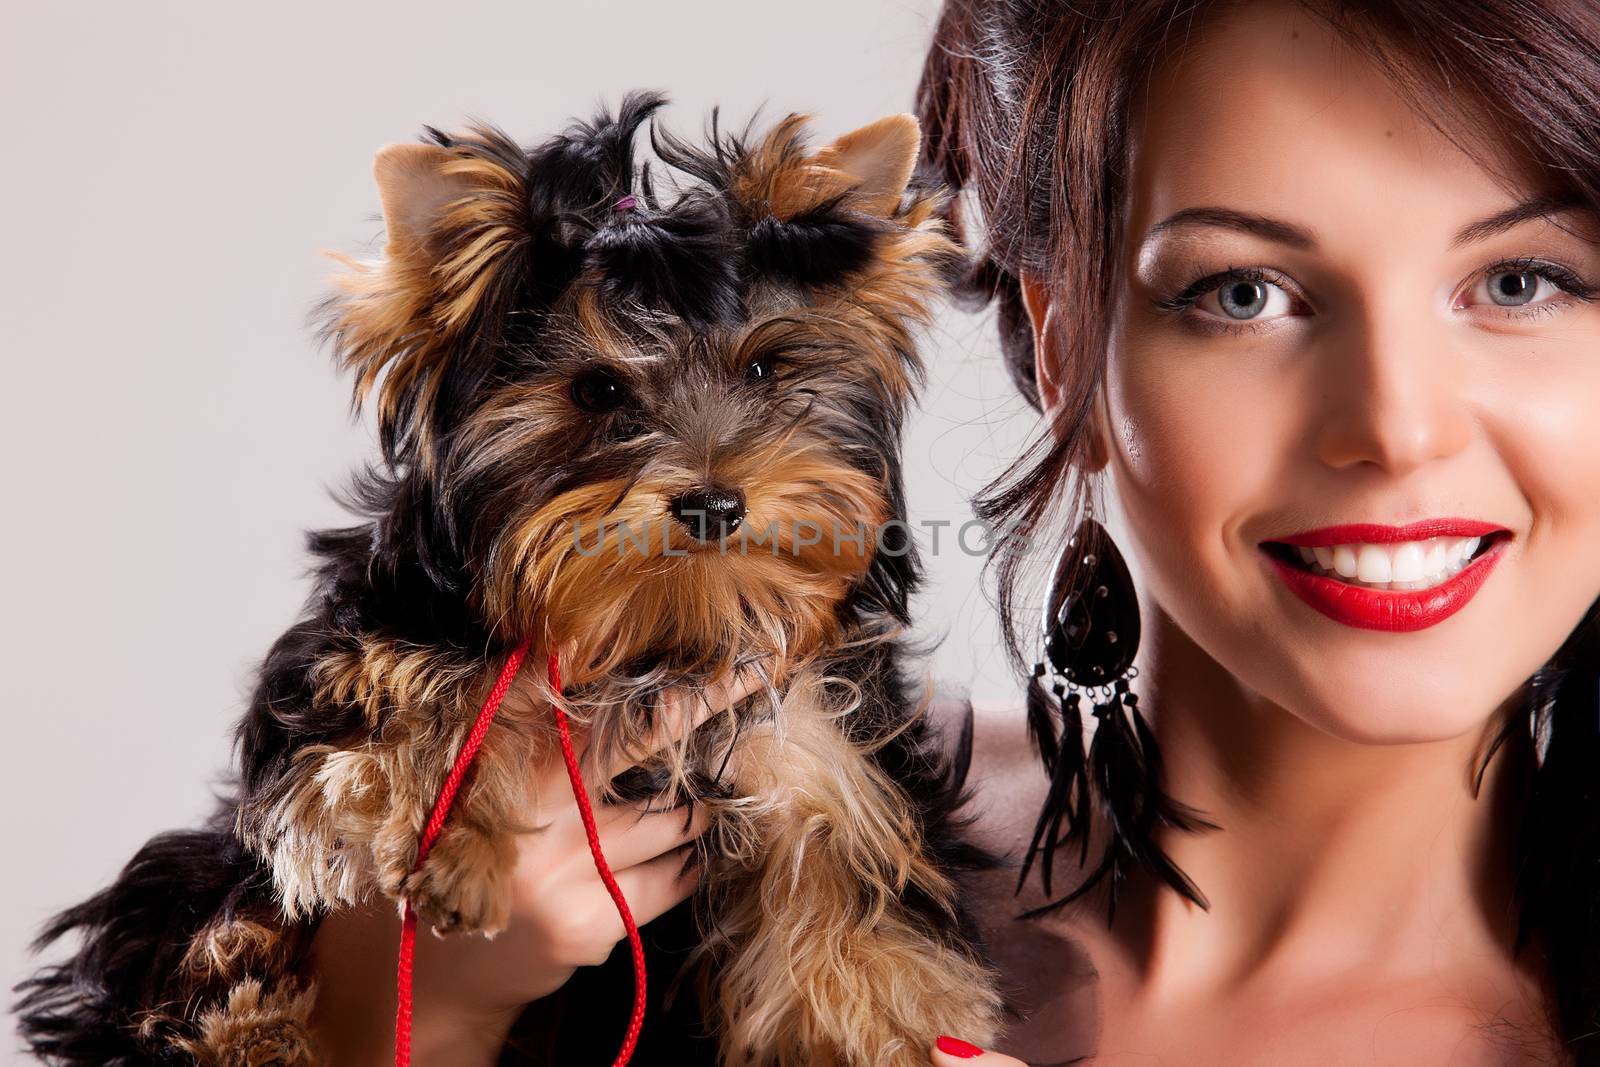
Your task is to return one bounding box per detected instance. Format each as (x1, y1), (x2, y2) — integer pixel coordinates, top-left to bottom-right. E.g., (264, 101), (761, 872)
(482, 440), (887, 683)
(808, 114), (922, 217)
(180, 916), (298, 987)
(725, 119), (956, 402)
(170, 978), (320, 1067)
(208, 112), (996, 1066)
(730, 114), (871, 223)
(320, 123), (530, 467)
(309, 635), (492, 731)
(573, 282), (640, 364)
(242, 638), (553, 934)
(817, 191), (958, 400)
(701, 670), (1004, 1065)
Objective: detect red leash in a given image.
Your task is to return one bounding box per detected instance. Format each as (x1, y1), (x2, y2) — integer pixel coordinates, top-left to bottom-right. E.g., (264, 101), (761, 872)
(394, 642), (647, 1066)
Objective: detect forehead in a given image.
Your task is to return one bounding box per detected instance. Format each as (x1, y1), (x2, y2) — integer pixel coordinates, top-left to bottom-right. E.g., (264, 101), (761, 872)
(1126, 1), (1532, 255)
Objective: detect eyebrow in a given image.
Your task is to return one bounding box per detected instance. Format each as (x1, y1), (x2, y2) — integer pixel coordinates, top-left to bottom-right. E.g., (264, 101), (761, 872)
(1144, 208), (1315, 249)
(1143, 193), (1590, 252)
(1449, 192), (1586, 247)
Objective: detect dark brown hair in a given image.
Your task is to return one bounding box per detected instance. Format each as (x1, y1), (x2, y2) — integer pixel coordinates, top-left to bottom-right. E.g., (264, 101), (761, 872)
(916, 0), (1600, 1059)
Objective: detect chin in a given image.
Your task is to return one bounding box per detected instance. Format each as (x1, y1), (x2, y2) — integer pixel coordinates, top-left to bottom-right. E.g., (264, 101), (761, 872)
(1258, 643), (1527, 747)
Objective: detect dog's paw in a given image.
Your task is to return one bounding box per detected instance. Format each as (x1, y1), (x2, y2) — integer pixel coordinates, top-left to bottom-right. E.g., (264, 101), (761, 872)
(396, 825), (515, 937)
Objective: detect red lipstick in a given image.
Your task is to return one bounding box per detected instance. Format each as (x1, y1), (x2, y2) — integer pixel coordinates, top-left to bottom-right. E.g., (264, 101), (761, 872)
(1259, 519), (1509, 633)
(1271, 518), (1505, 548)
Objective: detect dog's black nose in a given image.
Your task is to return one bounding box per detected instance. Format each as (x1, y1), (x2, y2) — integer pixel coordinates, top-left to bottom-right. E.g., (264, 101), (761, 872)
(669, 486), (745, 541)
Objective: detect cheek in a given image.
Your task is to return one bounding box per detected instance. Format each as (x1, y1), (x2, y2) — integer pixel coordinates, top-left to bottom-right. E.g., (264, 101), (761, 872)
(1484, 340), (1600, 534)
(1101, 344), (1308, 743)
(1101, 318), (1600, 745)
(1102, 340), (1292, 609)
(1480, 342), (1600, 658)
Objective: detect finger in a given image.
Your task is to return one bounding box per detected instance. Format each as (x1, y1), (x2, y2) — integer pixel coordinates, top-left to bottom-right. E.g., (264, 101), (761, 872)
(523, 644), (597, 800)
(929, 1037), (1019, 1065)
(590, 798), (712, 870)
(597, 664), (769, 781)
(691, 663), (768, 719)
(603, 843), (705, 930)
(642, 665), (767, 754)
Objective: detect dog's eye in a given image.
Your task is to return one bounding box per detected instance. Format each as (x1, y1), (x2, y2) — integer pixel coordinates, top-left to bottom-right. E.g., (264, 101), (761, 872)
(745, 357), (777, 383)
(570, 369), (631, 413)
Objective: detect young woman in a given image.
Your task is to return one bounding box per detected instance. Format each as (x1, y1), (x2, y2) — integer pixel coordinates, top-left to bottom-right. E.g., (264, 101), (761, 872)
(917, 0), (1600, 1064)
(284, 2), (1600, 1064)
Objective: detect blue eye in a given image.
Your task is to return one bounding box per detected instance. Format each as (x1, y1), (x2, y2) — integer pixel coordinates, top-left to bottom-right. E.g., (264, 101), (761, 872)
(1155, 266), (1300, 325)
(1457, 259), (1598, 314)
(1200, 275), (1295, 322)
(1487, 270), (1540, 306)
(1218, 280), (1270, 319)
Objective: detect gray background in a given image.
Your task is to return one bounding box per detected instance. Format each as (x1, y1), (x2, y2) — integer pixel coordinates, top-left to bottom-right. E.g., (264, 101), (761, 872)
(0, 2), (1046, 1051)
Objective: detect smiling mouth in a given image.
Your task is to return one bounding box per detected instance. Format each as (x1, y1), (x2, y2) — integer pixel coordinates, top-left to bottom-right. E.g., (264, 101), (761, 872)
(1259, 530), (1512, 592)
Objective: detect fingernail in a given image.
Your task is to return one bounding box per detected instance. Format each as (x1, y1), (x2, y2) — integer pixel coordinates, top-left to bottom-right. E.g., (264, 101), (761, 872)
(936, 1035), (984, 1058)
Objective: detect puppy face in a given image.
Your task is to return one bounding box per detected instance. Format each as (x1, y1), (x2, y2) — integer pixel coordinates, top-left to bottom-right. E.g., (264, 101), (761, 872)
(318, 92), (957, 686)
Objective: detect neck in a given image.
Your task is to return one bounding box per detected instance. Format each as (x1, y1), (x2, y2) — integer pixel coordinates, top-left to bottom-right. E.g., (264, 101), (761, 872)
(1111, 606), (1530, 999)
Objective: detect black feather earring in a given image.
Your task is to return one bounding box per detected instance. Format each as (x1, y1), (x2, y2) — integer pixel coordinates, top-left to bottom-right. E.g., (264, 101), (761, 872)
(1018, 505), (1214, 922)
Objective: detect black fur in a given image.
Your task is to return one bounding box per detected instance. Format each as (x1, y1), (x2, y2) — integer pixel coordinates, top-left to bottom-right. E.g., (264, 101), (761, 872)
(13, 818), (291, 1066)
(14, 92), (992, 1065)
(746, 203), (884, 289)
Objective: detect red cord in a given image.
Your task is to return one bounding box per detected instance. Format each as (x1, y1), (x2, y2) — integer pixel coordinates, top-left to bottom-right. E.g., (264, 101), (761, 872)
(394, 642), (646, 1067)
(547, 651), (648, 1065)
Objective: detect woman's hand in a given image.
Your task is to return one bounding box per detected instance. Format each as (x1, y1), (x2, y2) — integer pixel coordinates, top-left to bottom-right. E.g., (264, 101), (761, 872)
(308, 666), (763, 1067)
(930, 1035), (1027, 1065)
(455, 665), (763, 1008)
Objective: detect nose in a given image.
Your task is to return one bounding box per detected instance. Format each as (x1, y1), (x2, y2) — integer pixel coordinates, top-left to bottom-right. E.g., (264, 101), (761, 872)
(1312, 307), (1473, 474)
(669, 486), (746, 541)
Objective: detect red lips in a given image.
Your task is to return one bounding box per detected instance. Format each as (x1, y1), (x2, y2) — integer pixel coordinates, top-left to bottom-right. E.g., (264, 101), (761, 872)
(1260, 519), (1509, 633)
(1270, 518), (1506, 547)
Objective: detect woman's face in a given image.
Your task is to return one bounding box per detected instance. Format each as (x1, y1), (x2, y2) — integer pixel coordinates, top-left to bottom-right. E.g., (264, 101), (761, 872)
(1047, 0), (1600, 744)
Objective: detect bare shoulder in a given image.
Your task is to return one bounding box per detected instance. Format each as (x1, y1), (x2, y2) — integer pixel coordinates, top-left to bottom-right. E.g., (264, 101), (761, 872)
(923, 693), (1052, 868)
(923, 692), (1103, 1064)
(923, 691), (1110, 918)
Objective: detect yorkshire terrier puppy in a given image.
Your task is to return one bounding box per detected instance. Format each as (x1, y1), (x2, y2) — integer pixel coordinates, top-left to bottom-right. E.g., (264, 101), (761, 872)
(17, 92), (1002, 1066)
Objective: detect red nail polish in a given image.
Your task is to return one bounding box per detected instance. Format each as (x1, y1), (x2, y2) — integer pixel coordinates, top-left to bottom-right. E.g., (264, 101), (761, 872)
(936, 1035), (984, 1058)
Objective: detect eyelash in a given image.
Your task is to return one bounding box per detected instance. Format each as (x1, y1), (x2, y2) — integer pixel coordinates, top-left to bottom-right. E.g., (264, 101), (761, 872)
(1152, 265), (1294, 336)
(1153, 258), (1599, 336)
(1476, 257), (1599, 314)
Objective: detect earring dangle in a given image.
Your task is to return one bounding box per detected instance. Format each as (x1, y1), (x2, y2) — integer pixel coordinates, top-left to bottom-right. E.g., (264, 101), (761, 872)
(1018, 504), (1211, 920)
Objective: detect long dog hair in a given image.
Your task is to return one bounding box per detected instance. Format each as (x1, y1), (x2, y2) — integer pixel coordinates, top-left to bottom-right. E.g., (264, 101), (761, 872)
(16, 91), (1003, 1066)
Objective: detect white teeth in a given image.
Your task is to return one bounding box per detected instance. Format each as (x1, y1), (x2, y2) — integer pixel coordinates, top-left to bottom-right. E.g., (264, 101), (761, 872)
(1283, 533), (1495, 590)
(1422, 540), (1448, 578)
(1356, 544), (1392, 583)
(1392, 541), (1425, 582)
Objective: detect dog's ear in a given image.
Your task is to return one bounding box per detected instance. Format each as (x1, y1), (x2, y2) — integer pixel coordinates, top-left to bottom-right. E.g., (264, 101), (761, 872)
(372, 142), (477, 259)
(316, 124), (532, 469)
(811, 114), (921, 217)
